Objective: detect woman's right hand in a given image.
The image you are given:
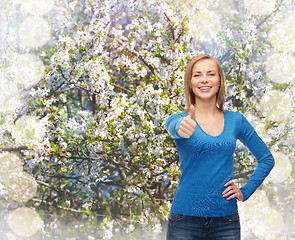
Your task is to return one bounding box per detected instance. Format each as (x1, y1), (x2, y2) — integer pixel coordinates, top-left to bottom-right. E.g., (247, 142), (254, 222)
(178, 105), (197, 138)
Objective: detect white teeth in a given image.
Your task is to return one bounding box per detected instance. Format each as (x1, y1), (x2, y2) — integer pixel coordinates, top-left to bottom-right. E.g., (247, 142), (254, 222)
(199, 87), (211, 90)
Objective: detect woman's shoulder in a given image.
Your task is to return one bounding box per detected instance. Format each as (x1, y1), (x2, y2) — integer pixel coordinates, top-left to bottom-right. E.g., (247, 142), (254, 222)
(225, 110), (245, 121)
(225, 110), (242, 115)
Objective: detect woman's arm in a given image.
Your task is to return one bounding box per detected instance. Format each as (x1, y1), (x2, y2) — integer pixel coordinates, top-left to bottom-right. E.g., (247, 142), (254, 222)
(165, 113), (186, 139)
(237, 113), (275, 201)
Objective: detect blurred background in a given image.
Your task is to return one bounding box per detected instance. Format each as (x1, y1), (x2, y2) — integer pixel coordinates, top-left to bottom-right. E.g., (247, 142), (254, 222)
(0, 0), (294, 239)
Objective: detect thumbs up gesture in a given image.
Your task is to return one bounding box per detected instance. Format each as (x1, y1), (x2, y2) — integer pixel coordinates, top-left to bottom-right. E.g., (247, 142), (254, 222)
(178, 105), (197, 138)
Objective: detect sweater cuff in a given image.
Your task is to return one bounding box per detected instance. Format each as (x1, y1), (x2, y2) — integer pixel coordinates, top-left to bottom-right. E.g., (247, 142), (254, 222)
(240, 181), (257, 201)
(174, 117), (184, 138)
(165, 116), (186, 139)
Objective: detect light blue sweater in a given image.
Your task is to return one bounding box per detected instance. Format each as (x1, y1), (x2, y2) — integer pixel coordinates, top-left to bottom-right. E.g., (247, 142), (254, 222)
(165, 110), (275, 217)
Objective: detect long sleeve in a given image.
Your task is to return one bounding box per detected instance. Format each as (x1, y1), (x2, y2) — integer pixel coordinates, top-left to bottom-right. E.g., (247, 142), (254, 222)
(165, 112), (187, 139)
(238, 114), (275, 201)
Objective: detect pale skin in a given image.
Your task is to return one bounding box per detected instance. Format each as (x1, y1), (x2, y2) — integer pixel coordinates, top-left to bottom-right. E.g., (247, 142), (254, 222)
(178, 58), (244, 202)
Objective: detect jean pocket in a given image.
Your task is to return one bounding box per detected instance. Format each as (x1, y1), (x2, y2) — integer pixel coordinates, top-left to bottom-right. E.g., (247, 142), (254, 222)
(168, 212), (187, 222)
(224, 212), (240, 222)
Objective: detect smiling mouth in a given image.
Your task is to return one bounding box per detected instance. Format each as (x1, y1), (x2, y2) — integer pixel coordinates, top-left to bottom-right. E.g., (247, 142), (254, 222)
(199, 87), (212, 90)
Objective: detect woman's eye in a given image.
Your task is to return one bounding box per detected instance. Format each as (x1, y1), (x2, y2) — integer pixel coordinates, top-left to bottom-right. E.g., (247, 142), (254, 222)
(209, 74), (215, 77)
(194, 75), (200, 77)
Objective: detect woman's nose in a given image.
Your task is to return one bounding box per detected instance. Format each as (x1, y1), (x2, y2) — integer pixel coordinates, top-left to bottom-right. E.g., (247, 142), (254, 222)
(201, 76), (208, 83)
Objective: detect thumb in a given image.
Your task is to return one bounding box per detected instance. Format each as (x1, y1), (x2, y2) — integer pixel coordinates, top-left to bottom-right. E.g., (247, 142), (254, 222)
(189, 105), (196, 121)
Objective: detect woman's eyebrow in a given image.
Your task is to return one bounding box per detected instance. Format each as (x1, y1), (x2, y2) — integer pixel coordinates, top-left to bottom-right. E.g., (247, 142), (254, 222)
(192, 70), (217, 73)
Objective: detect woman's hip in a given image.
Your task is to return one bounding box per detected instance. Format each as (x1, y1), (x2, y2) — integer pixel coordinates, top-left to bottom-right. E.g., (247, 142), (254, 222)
(166, 211), (240, 240)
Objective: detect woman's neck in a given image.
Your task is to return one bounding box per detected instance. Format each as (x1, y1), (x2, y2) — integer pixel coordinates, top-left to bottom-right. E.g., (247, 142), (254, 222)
(194, 98), (221, 117)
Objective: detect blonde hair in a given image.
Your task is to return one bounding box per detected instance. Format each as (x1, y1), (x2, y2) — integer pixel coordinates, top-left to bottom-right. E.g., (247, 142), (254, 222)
(184, 54), (226, 112)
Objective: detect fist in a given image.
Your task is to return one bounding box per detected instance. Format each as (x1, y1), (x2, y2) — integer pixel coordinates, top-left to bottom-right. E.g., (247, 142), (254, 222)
(178, 105), (197, 138)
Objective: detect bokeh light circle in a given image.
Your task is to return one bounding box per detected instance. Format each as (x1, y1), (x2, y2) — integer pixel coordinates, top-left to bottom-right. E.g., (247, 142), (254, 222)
(243, 0), (276, 15)
(243, 113), (268, 141)
(241, 190), (269, 220)
(13, 115), (46, 145)
(0, 73), (19, 113)
(0, 152), (23, 184)
(5, 171), (38, 202)
(265, 53), (295, 84)
(7, 207), (42, 237)
(240, 190), (284, 237)
(16, 0), (55, 16)
(259, 90), (292, 122)
(269, 16), (295, 52)
(11, 53), (45, 87)
(251, 207), (284, 238)
(189, 9), (221, 42)
(266, 151), (292, 183)
(18, 16), (52, 48)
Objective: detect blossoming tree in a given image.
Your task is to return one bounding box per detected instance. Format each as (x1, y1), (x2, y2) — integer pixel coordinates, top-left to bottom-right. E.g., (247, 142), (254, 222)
(0, 0), (294, 239)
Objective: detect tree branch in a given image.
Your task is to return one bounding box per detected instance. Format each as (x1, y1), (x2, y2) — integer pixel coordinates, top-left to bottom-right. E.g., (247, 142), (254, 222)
(256, 0), (284, 30)
(0, 146), (29, 152)
(109, 34), (157, 76)
(233, 170), (254, 179)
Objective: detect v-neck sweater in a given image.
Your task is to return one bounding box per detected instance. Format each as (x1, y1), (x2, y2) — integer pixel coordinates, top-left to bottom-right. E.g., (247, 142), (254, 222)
(165, 110), (274, 217)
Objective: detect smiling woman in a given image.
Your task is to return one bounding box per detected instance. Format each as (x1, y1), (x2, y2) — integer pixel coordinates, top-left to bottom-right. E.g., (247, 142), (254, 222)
(191, 59), (221, 101)
(165, 54), (275, 240)
(184, 54), (226, 113)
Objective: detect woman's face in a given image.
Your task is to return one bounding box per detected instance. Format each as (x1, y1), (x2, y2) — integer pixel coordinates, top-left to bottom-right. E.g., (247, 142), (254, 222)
(190, 58), (220, 101)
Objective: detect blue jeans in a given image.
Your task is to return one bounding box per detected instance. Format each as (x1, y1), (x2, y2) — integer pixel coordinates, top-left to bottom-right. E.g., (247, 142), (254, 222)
(166, 212), (240, 240)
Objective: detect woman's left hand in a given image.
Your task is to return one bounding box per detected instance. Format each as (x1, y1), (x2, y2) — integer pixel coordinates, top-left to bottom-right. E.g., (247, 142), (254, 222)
(222, 180), (244, 202)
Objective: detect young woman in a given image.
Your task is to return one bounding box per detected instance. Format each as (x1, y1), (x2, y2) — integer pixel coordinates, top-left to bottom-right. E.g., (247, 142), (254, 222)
(165, 54), (275, 240)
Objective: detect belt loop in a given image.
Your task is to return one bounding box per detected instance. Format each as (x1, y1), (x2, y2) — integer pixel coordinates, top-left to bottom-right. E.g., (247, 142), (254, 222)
(205, 217), (212, 229)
